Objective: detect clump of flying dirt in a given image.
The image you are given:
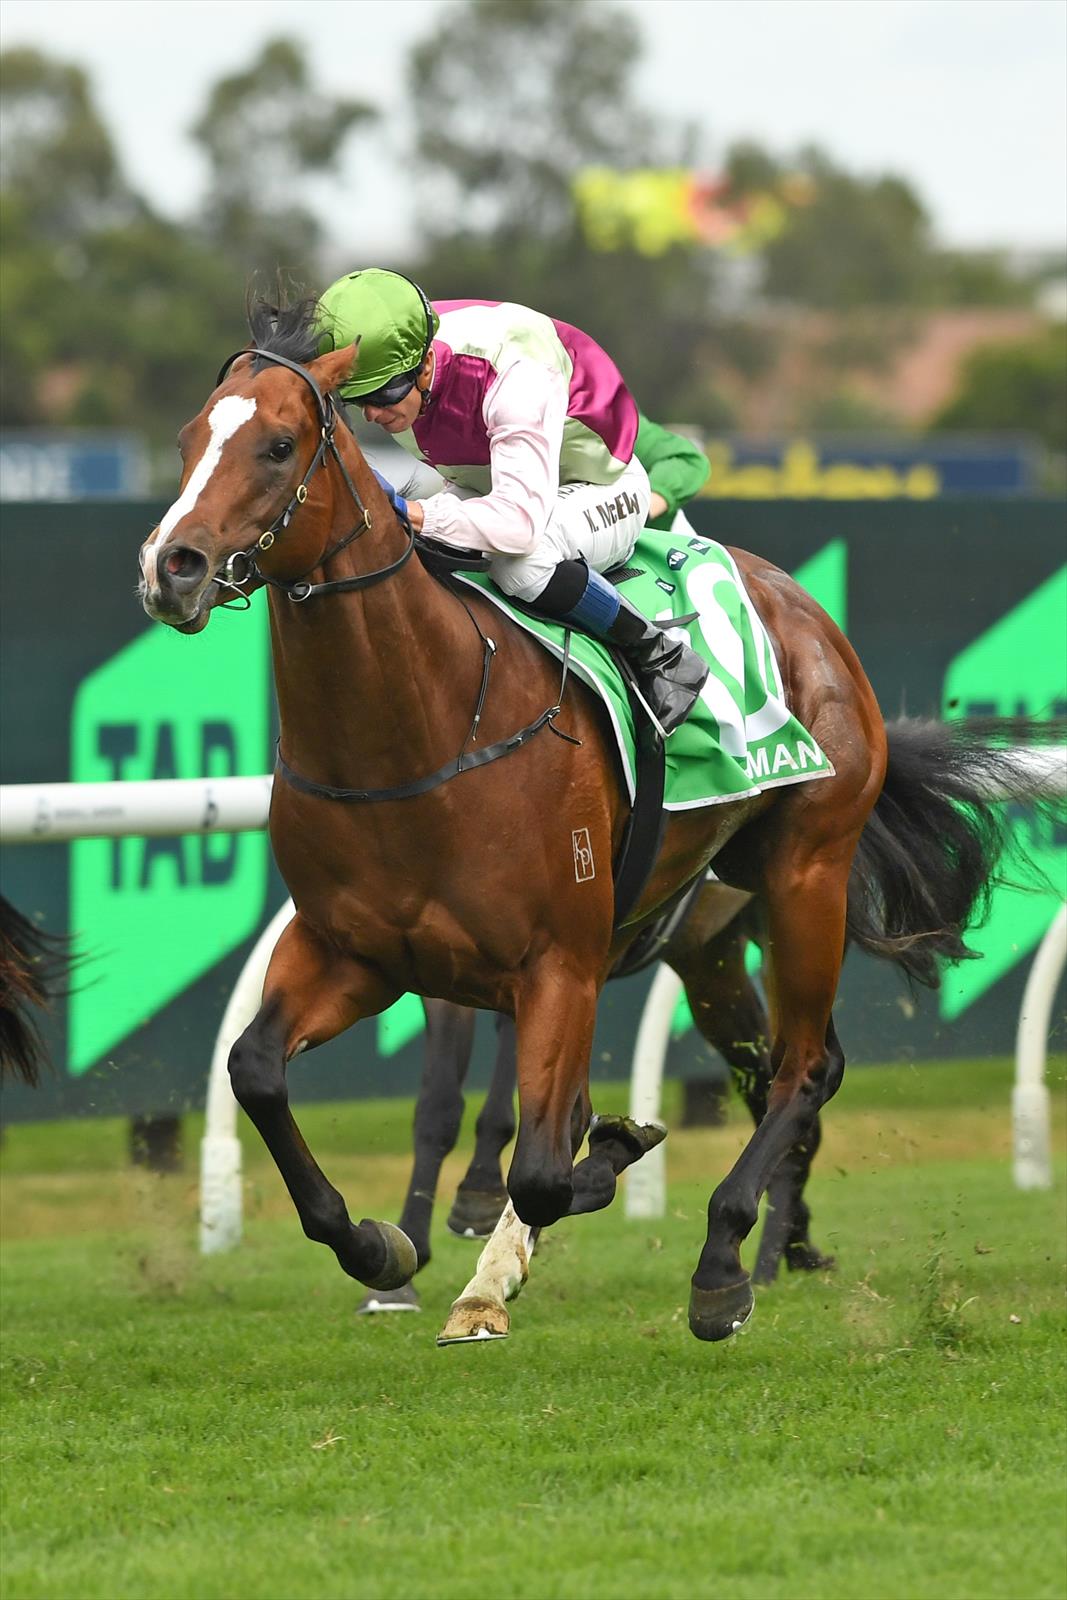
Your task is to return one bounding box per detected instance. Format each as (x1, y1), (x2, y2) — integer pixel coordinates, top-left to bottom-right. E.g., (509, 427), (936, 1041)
(119, 1166), (197, 1297)
(914, 1234), (977, 1353)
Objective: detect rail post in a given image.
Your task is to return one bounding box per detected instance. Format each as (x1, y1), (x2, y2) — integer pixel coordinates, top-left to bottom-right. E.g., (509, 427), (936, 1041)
(1013, 904), (1066, 1191)
(624, 965), (682, 1219)
(199, 899), (295, 1253)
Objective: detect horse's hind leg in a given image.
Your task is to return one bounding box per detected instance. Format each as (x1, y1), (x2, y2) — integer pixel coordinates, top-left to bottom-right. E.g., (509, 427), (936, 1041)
(229, 914), (416, 1291)
(448, 1013), (517, 1239)
(754, 1104), (835, 1283)
(670, 914), (832, 1284)
(689, 847), (855, 1342)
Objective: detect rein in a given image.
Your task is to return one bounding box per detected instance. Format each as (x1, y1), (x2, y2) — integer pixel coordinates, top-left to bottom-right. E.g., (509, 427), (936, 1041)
(213, 345), (579, 804)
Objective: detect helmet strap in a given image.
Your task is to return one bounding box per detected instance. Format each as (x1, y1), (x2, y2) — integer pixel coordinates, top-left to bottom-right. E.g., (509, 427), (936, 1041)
(416, 349), (436, 415)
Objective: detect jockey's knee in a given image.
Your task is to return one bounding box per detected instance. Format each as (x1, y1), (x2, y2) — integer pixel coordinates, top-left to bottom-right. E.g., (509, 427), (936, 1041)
(489, 548), (558, 602)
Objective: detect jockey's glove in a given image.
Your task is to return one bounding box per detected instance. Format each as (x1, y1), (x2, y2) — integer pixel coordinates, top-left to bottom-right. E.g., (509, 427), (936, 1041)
(371, 468), (410, 525)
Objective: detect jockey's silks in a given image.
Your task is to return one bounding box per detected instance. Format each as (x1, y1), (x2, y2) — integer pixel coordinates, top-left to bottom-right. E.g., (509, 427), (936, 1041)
(393, 300), (638, 495)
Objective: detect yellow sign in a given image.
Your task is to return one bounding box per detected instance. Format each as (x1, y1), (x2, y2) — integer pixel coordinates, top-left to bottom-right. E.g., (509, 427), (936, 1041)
(573, 168), (813, 258)
(702, 441), (942, 500)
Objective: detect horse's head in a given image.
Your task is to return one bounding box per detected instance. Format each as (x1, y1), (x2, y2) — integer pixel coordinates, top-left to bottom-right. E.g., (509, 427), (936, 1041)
(139, 341), (359, 632)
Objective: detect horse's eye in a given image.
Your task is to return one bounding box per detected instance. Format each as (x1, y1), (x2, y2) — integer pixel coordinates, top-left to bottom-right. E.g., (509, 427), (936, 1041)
(268, 439), (294, 463)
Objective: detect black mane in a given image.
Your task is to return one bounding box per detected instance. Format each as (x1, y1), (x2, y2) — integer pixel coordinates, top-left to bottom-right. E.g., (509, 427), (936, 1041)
(245, 292), (323, 371)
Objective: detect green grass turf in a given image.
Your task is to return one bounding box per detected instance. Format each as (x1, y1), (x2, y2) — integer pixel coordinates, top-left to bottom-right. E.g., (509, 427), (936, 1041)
(2, 1057), (1065, 1600)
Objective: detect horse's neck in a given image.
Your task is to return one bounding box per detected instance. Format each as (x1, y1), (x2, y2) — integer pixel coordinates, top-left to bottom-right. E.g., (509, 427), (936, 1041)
(267, 447), (479, 791)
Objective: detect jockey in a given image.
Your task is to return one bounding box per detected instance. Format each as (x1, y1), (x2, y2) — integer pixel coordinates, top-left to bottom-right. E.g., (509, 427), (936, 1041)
(316, 269), (709, 735)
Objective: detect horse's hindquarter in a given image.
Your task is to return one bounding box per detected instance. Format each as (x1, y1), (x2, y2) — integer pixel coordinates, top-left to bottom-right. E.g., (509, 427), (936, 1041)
(613, 549), (887, 941)
(730, 548), (887, 820)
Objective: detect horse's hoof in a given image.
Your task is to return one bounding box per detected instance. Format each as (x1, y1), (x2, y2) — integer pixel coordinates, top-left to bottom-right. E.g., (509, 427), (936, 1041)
(688, 1279), (755, 1342)
(446, 1186), (509, 1239)
(436, 1296), (510, 1346)
(588, 1113), (667, 1165)
(785, 1243), (836, 1274)
(362, 1220), (418, 1291)
(356, 1281), (421, 1315)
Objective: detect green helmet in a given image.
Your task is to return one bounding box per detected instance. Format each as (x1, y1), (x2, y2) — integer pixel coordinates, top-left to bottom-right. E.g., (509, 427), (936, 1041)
(316, 268), (439, 401)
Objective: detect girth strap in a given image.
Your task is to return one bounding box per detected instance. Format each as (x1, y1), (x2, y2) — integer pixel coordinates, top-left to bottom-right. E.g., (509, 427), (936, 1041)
(275, 632), (577, 805)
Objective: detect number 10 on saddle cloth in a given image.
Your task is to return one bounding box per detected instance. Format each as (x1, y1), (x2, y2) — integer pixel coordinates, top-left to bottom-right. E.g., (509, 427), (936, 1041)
(456, 531), (835, 808)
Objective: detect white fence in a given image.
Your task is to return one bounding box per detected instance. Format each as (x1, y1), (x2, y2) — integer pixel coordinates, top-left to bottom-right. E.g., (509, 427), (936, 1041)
(0, 776), (272, 842)
(1, 755), (1063, 1245)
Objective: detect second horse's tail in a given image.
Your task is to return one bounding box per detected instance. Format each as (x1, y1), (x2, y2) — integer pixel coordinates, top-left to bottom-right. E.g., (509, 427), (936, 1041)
(0, 895), (76, 1087)
(846, 718), (1063, 989)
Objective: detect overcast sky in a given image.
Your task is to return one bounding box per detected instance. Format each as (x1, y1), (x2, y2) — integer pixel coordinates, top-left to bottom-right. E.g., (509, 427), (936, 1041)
(3, 0), (1065, 261)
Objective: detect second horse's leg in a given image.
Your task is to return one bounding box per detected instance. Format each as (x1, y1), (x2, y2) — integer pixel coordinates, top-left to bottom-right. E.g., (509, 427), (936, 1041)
(358, 999), (476, 1314)
(448, 1013), (517, 1239)
(398, 1000), (476, 1267)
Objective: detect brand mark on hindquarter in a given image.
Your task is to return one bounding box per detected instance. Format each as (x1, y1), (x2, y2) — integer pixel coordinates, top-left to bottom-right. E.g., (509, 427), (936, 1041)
(572, 828), (596, 882)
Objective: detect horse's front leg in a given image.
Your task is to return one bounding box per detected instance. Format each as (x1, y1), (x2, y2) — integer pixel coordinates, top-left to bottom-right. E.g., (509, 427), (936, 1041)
(228, 913), (416, 1290)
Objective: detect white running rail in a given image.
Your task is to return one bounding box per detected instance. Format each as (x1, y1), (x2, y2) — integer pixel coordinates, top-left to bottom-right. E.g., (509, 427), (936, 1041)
(1, 752), (1062, 1243)
(0, 776), (272, 842)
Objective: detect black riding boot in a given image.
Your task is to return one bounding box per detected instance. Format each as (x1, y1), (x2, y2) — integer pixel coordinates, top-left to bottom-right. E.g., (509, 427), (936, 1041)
(534, 559), (709, 737)
(606, 593), (709, 736)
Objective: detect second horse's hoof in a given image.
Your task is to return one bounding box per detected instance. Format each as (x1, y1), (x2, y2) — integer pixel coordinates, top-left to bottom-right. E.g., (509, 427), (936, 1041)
(356, 1281), (422, 1315)
(785, 1242), (836, 1274)
(362, 1220), (418, 1292)
(688, 1278), (755, 1343)
(446, 1186), (509, 1239)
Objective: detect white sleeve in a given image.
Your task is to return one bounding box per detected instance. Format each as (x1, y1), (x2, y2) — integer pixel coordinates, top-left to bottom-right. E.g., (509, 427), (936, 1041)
(419, 361), (567, 555)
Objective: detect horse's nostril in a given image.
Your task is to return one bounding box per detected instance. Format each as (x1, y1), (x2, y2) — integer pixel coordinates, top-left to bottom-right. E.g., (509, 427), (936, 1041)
(162, 546), (209, 587)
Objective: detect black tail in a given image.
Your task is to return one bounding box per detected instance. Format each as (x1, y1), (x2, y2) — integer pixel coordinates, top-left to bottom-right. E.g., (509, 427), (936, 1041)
(847, 718), (1064, 989)
(0, 895), (76, 1087)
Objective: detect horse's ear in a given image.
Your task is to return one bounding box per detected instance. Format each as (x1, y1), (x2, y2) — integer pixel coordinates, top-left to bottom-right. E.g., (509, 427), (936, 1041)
(308, 338), (360, 396)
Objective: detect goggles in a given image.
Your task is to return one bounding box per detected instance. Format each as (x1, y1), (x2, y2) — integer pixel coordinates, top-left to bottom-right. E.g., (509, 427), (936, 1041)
(354, 367), (420, 410)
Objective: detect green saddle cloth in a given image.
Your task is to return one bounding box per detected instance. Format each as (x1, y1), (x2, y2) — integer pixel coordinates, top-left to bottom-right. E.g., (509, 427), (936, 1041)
(455, 531), (833, 809)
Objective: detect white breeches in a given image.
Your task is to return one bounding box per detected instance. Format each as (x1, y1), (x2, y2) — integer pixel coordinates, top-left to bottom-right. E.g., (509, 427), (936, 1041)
(489, 457), (651, 601)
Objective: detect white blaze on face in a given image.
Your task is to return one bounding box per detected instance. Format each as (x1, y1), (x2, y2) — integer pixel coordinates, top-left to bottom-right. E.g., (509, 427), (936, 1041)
(144, 395), (258, 587)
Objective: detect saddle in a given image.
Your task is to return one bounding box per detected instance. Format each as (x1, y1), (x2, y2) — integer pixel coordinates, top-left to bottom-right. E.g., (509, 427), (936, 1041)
(415, 536), (667, 930)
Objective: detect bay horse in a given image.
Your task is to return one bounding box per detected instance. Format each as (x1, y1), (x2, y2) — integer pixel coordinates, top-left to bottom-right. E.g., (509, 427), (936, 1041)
(138, 299), (1035, 1344)
(364, 885), (834, 1316)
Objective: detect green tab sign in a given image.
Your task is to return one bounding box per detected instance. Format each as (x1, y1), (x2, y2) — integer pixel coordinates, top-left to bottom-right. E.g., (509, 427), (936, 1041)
(941, 566), (1067, 1020)
(69, 606), (271, 1072)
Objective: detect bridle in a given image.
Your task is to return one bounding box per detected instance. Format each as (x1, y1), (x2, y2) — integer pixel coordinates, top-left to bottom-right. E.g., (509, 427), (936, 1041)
(205, 343), (579, 804)
(211, 346), (415, 606)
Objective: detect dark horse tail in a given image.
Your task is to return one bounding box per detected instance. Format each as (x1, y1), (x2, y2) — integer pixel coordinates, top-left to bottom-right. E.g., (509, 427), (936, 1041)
(846, 718), (1063, 989)
(0, 895), (76, 1087)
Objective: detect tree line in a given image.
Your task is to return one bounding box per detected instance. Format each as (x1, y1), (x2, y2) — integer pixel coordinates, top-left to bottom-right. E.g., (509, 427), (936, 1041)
(1, 0), (1062, 472)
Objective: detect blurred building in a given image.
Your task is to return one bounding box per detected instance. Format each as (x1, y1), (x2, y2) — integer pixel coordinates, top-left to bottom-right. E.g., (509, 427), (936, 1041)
(0, 432), (149, 501)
